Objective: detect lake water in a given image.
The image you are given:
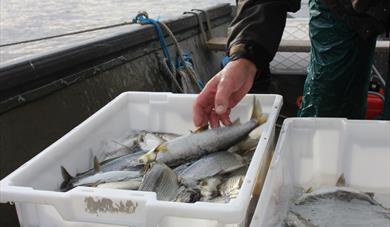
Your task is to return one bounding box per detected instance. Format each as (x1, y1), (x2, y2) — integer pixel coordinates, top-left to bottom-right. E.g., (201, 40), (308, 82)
(0, 0), (308, 63)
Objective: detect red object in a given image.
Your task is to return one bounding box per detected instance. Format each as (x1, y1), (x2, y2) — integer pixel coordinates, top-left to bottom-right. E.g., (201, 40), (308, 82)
(296, 96), (303, 108)
(296, 94), (384, 119)
(365, 93), (384, 119)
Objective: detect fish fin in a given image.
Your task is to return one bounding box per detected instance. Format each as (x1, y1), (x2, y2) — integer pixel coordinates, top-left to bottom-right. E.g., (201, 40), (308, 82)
(251, 96), (267, 125)
(336, 173), (346, 186)
(93, 156), (101, 172)
(61, 166), (73, 182)
(156, 143), (168, 152)
(138, 144), (167, 164)
(138, 152), (156, 164)
(60, 166), (74, 191)
(192, 124), (209, 133)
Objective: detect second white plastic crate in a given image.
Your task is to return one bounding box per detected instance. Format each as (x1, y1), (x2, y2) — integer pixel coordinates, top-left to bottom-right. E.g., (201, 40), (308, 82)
(249, 118), (390, 227)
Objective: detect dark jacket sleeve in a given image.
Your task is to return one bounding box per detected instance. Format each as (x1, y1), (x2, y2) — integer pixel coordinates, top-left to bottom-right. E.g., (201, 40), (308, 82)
(228, 0), (301, 71)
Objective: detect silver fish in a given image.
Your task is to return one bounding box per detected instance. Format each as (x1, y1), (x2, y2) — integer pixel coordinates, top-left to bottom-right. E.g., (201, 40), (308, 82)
(294, 186), (381, 206)
(97, 130), (146, 161)
(96, 178), (142, 190)
(138, 163), (179, 201)
(96, 150), (146, 172)
(60, 151), (145, 191)
(136, 130), (180, 151)
(285, 174), (390, 227)
(138, 131), (168, 151)
(173, 162), (193, 175)
(98, 130), (178, 161)
(139, 97), (267, 167)
(227, 124), (263, 154)
(154, 132), (180, 141)
(72, 170), (141, 187)
(288, 186), (390, 227)
(179, 151), (247, 183)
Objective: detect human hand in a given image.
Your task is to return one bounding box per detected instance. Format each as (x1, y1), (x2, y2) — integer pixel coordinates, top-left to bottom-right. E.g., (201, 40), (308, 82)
(193, 58), (257, 128)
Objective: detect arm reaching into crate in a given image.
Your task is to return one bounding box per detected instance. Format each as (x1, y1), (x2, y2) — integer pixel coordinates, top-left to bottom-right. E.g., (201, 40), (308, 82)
(193, 0), (301, 128)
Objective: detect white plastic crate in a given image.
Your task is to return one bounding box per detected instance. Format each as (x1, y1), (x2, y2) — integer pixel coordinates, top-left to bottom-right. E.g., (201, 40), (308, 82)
(249, 118), (390, 227)
(0, 92), (282, 227)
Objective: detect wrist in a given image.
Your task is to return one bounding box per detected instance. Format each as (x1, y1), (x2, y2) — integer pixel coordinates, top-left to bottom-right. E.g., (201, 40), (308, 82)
(233, 58), (257, 77)
(228, 42), (271, 72)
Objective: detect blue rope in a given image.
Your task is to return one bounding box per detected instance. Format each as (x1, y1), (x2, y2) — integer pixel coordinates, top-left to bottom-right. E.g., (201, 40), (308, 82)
(133, 15), (174, 71)
(176, 51), (205, 89)
(133, 13), (204, 91)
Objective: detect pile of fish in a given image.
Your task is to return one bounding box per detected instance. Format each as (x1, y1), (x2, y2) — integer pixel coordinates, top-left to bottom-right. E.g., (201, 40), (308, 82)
(60, 97), (267, 203)
(284, 175), (390, 227)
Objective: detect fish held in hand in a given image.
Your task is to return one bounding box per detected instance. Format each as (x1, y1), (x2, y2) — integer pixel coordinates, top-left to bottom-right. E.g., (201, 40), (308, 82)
(139, 97), (267, 166)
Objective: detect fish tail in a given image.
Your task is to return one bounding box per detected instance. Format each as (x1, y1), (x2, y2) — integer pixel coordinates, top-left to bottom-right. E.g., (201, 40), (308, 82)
(251, 96), (267, 125)
(60, 166), (74, 191)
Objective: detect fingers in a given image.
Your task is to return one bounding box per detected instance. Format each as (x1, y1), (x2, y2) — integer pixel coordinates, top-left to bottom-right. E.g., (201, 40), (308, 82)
(215, 75), (235, 115)
(214, 59), (254, 115)
(192, 75), (220, 127)
(193, 59), (257, 128)
(209, 111), (220, 128)
(219, 112), (232, 126)
(193, 103), (207, 127)
(209, 110), (231, 128)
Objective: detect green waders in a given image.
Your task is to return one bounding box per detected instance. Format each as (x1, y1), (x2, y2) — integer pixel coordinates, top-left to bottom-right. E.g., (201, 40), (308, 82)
(297, 0), (377, 119)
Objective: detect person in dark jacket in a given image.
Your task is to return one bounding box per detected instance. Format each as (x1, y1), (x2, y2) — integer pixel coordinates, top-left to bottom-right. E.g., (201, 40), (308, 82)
(193, 0), (389, 128)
